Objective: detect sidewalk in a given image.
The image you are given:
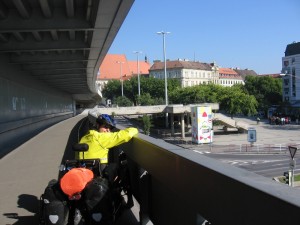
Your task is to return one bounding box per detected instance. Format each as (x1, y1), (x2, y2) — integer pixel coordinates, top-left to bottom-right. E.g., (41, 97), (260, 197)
(163, 117), (300, 153)
(0, 114), (139, 225)
(0, 115), (87, 224)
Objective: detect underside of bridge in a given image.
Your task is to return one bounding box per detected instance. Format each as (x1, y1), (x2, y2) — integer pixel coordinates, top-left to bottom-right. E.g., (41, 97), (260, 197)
(0, 0), (134, 105)
(0, 0), (135, 156)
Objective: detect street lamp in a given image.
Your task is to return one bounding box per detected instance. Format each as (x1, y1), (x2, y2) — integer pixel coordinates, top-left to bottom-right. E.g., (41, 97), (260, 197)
(157, 31), (170, 128)
(133, 51), (142, 96)
(116, 61), (124, 96)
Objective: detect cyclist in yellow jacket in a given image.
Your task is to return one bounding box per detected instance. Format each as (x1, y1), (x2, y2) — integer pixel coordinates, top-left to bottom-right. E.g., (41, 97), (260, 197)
(76, 114), (138, 164)
(41, 115), (137, 225)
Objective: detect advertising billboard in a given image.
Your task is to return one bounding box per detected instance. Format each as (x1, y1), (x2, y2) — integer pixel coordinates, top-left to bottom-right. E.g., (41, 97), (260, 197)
(191, 106), (213, 144)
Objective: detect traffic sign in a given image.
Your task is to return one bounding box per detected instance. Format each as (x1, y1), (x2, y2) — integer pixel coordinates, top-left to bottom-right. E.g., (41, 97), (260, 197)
(288, 146), (298, 159)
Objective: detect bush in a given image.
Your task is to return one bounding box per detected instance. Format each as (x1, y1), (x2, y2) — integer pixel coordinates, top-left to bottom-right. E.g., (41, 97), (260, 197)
(142, 115), (152, 135)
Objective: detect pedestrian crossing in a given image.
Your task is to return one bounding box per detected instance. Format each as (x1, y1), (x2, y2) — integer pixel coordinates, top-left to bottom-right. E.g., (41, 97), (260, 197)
(220, 160), (276, 166)
(191, 150), (281, 166)
(193, 150), (211, 154)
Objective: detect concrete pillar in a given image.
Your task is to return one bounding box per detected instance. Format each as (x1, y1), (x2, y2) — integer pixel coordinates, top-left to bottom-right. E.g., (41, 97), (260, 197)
(181, 113), (185, 138)
(171, 113), (175, 136)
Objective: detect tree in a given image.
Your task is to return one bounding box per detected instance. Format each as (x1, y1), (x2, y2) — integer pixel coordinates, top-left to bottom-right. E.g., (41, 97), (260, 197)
(244, 75), (282, 112)
(136, 93), (154, 106)
(115, 96), (132, 107)
(102, 80), (122, 101)
(142, 114), (152, 135)
(169, 84), (220, 105)
(218, 86), (258, 117)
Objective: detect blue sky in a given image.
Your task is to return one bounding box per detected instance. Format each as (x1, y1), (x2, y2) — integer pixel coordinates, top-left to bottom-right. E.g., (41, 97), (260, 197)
(108, 0), (300, 75)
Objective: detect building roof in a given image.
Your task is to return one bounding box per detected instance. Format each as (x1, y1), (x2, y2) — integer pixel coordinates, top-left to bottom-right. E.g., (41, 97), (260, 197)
(285, 41), (300, 56)
(127, 61), (150, 75)
(219, 68), (238, 75)
(149, 60), (212, 71)
(98, 54), (150, 80)
(219, 68), (243, 80)
(233, 68), (258, 80)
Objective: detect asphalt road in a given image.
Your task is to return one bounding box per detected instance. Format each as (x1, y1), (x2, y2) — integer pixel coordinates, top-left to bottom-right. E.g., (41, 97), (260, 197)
(200, 152), (300, 178)
(172, 116), (300, 182)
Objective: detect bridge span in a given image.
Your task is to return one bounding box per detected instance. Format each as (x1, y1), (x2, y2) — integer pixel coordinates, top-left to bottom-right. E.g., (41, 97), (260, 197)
(0, 0), (135, 157)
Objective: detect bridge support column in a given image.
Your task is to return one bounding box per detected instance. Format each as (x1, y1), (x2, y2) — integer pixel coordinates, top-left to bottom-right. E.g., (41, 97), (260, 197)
(170, 113), (175, 136)
(181, 113), (185, 138)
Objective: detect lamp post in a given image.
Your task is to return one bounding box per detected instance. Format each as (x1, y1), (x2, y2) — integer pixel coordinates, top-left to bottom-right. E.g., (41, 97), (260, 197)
(133, 51), (142, 96)
(116, 61), (124, 96)
(157, 31), (170, 128)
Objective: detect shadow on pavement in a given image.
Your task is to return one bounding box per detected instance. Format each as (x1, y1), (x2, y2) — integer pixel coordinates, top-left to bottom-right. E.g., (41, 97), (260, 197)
(3, 194), (39, 225)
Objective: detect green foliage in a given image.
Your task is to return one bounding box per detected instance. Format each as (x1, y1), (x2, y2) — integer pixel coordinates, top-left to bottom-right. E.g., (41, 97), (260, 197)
(102, 80), (122, 100)
(102, 76), (180, 106)
(136, 93), (154, 106)
(102, 75), (283, 117)
(142, 114), (152, 135)
(169, 83), (258, 116)
(217, 85), (258, 116)
(115, 96), (132, 106)
(244, 75), (282, 111)
(111, 112), (115, 118)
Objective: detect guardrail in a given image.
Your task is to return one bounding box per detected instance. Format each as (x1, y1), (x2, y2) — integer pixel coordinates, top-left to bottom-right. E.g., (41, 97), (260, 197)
(86, 111), (300, 224)
(121, 133), (300, 225)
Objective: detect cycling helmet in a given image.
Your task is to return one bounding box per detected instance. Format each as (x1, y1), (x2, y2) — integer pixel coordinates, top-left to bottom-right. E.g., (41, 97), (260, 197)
(96, 114), (116, 129)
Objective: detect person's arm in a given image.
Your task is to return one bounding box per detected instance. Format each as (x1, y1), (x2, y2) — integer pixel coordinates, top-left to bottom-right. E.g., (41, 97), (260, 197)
(97, 127), (138, 149)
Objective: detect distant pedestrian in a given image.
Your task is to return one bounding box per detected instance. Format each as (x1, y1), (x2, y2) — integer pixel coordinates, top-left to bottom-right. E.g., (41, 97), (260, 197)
(256, 117), (260, 125)
(281, 117), (285, 125)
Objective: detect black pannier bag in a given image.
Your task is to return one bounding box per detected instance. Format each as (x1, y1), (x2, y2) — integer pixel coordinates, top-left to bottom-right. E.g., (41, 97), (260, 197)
(40, 179), (69, 225)
(82, 177), (112, 224)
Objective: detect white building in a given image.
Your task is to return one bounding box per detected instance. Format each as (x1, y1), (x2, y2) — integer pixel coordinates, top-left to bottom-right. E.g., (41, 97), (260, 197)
(218, 68), (244, 87)
(149, 59), (245, 88)
(282, 42), (300, 105)
(149, 59), (219, 88)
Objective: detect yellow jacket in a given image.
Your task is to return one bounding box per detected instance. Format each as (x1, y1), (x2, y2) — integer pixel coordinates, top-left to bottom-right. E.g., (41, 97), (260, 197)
(76, 127), (138, 163)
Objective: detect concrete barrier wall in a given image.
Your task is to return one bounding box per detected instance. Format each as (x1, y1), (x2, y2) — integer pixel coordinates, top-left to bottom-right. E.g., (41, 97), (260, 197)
(0, 112), (73, 158)
(118, 133), (300, 225)
(0, 55), (75, 157)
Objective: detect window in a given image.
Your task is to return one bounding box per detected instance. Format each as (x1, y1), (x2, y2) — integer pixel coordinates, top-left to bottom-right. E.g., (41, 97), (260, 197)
(284, 79), (289, 85)
(292, 57), (295, 63)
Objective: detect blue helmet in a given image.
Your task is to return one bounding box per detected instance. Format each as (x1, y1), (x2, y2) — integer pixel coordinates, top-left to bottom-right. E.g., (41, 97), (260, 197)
(96, 114), (116, 128)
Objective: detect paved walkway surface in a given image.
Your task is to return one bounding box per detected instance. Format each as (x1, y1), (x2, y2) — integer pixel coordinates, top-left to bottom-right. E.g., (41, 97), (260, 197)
(0, 113), (139, 225)
(163, 116), (300, 154)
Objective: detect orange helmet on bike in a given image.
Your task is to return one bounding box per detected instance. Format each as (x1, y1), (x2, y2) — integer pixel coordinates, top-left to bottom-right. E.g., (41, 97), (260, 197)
(60, 168), (93, 198)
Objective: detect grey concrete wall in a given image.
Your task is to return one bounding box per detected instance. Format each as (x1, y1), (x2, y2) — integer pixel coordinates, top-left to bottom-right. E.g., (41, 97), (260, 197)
(0, 55), (75, 157)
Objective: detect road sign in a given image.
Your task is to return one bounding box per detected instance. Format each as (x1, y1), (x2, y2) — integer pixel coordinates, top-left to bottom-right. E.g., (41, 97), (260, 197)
(288, 146), (298, 159)
(247, 127), (256, 143)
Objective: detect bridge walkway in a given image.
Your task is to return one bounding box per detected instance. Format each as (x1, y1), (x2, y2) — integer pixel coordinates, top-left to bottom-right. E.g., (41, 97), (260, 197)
(0, 113), (139, 225)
